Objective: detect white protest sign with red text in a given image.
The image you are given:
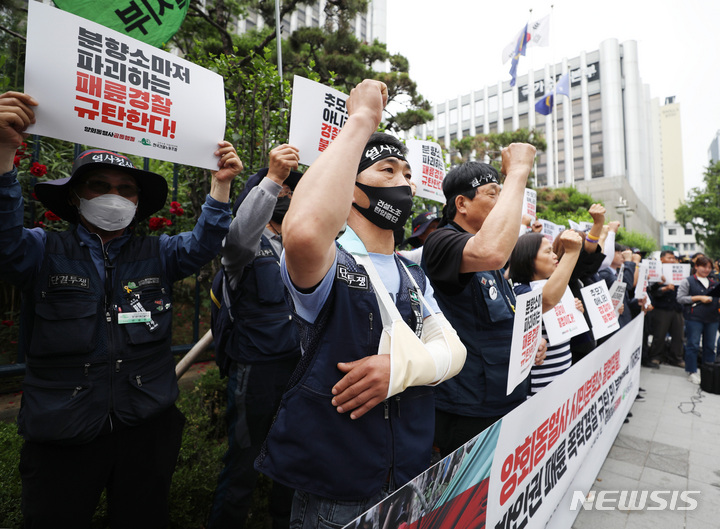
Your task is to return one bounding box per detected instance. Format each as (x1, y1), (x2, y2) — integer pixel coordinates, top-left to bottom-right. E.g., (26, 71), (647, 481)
(288, 76), (349, 167)
(580, 280), (620, 340)
(523, 188), (537, 221)
(24, 1), (225, 170)
(405, 139), (445, 203)
(662, 263), (691, 286)
(507, 288), (543, 395)
(645, 259), (661, 283)
(541, 286), (589, 346)
(608, 280), (627, 314)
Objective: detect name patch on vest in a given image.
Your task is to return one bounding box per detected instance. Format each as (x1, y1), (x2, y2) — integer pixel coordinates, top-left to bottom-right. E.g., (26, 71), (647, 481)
(122, 276), (161, 292)
(256, 248), (275, 258)
(336, 265), (369, 290)
(48, 274), (89, 289)
(409, 288), (423, 337)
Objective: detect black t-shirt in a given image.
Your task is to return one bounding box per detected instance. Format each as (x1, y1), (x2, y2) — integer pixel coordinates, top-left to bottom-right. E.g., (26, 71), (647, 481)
(421, 222), (475, 296)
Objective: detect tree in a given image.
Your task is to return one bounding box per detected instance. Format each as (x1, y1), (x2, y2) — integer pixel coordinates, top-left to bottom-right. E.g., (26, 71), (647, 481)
(450, 129), (548, 173)
(675, 161), (720, 257)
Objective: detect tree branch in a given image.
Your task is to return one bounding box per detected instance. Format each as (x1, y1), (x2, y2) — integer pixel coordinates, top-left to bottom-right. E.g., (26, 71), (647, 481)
(0, 24), (26, 41)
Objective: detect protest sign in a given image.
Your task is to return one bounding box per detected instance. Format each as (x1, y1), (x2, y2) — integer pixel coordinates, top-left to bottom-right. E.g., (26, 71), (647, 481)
(645, 259), (661, 283)
(661, 263), (691, 286)
(507, 289), (543, 395)
(539, 219), (564, 243)
(24, 1), (225, 170)
(608, 280), (627, 314)
(288, 76), (349, 167)
(53, 0), (189, 47)
(580, 280), (620, 340)
(406, 139), (446, 203)
(541, 286), (589, 346)
(523, 188), (537, 220)
(636, 262), (650, 303)
(344, 315), (644, 529)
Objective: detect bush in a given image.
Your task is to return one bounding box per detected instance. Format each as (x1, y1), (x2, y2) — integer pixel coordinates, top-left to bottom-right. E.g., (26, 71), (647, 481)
(0, 421), (23, 529)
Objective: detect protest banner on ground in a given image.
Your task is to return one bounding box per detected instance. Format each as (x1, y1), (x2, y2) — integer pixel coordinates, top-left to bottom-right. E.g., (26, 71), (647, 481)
(541, 286), (589, 346)
(344, 315), (644, 529)
(406, 139), (446, 203)
(24, 1), (225, 171)
(580, 280), (620, 340)
(662, 263), (691, 286)
(507, 289), (543, 395)
(288, 76), (349, 167)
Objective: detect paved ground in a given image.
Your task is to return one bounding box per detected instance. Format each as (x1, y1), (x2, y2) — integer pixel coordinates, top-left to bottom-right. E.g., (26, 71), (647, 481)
(573, 363), (720, 529)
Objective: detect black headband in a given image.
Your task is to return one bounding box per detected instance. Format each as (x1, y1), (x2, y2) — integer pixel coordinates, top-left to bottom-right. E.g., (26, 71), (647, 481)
(357, 144), (407, 174)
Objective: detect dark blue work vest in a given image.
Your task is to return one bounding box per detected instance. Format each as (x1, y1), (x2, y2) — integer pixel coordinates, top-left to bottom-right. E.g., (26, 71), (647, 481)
(226, 235), (300, 364)
(429, 224), (528, 417)
(19, 230), (177, 445)
(683, 275), (720, 322)
(256, 246), (433, 500)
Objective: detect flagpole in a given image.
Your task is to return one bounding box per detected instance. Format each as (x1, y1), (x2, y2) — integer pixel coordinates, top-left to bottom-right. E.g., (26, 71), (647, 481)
(550, 4), (559, 188)
(275, 0), (284, 100)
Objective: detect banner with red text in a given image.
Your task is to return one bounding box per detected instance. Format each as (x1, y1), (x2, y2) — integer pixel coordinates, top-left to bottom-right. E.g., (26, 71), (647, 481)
(343, 315), (643, 529)
(507, 288), (543, 395)
(24, 1), (225, 170)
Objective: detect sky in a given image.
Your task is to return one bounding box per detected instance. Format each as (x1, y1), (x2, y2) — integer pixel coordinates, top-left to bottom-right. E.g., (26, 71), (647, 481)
(385, 0), (720, 197)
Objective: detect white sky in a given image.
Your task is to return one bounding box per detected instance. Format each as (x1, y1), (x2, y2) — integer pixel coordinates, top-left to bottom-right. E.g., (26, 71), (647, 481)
(385, 0), (720, 196)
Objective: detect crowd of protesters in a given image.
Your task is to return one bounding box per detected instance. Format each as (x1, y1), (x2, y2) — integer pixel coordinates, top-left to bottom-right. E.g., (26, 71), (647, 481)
(1, 78), (719, 529)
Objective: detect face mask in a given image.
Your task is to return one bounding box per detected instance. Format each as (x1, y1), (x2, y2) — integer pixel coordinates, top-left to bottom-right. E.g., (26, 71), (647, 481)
(76, 193), (138, 231)
(271, 195), (291, 225)
(352, 182), (413, 231)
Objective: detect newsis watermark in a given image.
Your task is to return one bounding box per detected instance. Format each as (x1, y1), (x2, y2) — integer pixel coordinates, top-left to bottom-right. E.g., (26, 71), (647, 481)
(570, 490), (700, 511)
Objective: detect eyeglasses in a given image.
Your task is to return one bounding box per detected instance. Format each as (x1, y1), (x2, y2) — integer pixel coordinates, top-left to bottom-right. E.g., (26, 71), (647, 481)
(83, 180), (139, 198)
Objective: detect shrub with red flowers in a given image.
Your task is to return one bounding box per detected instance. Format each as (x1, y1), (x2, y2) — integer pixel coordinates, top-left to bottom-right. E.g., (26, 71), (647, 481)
(44, 211), (61, 222)
(169, 201), (185, 216)
(149, 216), (173, 231)
(29, 162), (48, 177)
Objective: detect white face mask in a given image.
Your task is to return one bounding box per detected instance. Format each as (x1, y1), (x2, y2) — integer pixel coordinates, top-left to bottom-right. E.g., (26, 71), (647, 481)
(76, 193), (138, 231)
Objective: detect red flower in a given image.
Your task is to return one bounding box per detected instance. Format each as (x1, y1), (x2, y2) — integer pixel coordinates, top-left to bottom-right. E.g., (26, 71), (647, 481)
(31, 192), (37, 200)
(169, 201), (184, 216)
(44, 211), (61, 222)
(34, 221), (45, 228)
(16, 142), (27, 155)
(30, 162), (48, 177)
(13, 155), (21, 167)
(149, 216), (172, 231)
(1, 320), (13, 327)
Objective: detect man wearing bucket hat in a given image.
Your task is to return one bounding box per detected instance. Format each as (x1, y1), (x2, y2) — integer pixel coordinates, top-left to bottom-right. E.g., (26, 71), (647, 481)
(208, 144), (302, 529)
(254, 80), (466, 529)
(0, 91), (242, 527)
(398, 211), (440, 264)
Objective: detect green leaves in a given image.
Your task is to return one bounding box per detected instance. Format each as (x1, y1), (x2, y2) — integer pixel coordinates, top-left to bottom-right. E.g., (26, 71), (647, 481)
(675, 161), (720, 256)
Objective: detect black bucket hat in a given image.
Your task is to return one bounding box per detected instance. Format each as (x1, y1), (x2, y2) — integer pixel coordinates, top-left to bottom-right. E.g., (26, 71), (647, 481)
(403, 211), (439, 248)
(34, 149), (168, 223)
(233, 167), (303, 215)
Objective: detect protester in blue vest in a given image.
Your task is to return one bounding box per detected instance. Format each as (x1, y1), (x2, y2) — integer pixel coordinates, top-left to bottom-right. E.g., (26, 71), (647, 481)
(209, 144), (302, 529)
(421, 155), (547, 457)
(254, 80), (467, 529)
(677, 255), (720, 385)
(0, 91), (241, 528)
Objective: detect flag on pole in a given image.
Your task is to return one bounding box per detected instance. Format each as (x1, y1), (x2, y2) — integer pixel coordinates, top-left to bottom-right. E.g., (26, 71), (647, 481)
(509, 23), (529, 87)
(502, 14), (551, 64)
(535, 73), (570, 115)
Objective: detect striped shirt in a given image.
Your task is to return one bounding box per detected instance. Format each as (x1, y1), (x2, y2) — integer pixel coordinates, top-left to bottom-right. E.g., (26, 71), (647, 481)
(514, 282), (573, 395)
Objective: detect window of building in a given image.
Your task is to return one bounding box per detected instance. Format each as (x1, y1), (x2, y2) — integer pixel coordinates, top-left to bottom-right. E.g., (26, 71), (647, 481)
(462, 104), (470, 122)
(503, 92), (513, 109)
(437, 112), (445, 125)
(668, 228), (677, 235)
(449, 108), (458, 125)
(684, 227), (693, 235)
(475, 99), (484, 117)
(488, 95), (498, 113)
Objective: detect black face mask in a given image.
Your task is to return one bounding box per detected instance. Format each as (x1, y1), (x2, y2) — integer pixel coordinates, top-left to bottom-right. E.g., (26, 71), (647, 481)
(271, 195), (291, 225)
(352, 182), (413, 231)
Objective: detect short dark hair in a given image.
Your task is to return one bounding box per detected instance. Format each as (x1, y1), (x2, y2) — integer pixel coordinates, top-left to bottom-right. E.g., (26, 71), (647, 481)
(509, 233), (545, 284)
(441, 162), (499, 221)
(659, 250), (675, 259)
(695, 255), (712, 268)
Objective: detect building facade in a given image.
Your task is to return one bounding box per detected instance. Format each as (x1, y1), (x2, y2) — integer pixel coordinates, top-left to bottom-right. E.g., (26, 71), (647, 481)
(407, 39), (686, 243)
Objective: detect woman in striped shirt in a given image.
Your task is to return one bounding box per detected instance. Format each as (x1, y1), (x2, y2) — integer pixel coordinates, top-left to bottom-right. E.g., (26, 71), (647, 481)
(509, 230), (585, 395)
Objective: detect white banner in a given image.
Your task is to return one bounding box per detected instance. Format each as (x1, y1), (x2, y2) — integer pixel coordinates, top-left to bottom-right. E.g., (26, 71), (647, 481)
(507, 289), (543, 396)
(540, 286), (589, 346)
(24, 1), (226, 170)
(662, 263), (691, 286)
(288, 76), (349, 167)
(580, 280), (620, 340)
(406, 139), (445, 203)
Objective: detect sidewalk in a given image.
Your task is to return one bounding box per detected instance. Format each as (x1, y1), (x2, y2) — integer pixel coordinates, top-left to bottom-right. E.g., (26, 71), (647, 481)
(573, 363), (720, 529)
